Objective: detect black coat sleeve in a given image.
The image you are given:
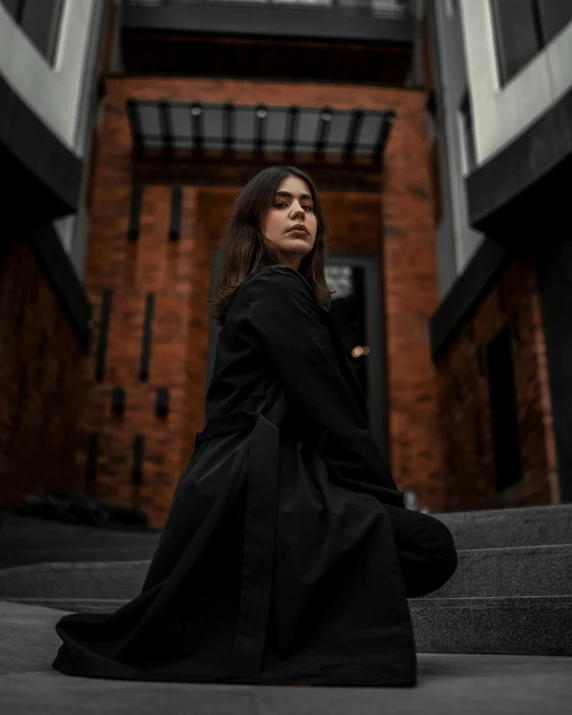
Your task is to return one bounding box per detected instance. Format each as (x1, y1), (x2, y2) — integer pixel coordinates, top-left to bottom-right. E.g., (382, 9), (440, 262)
(245, 266), (405, 508)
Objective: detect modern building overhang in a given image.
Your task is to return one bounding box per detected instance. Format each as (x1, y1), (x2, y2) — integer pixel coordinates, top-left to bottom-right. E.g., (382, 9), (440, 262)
(1, 74), (83, 232)
(122, 0), (413, 45)
(466, 87), (572, 252)
(120, 1), (413, 84)
(127, 99), (395, 165)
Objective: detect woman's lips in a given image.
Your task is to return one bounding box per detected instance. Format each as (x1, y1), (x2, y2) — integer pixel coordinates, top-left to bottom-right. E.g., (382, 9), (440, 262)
(287, 225), (308, 235)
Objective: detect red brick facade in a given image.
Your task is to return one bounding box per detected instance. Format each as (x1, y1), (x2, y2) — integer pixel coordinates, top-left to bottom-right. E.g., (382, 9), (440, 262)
(435, 258), (559, 511)
(0, 237), (86, 509)
(78, 77), (442, 526)
(0, 76), (558, 526)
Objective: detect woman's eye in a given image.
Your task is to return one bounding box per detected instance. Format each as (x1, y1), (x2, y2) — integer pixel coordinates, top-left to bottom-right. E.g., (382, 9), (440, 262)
(273, 202), (312, 211)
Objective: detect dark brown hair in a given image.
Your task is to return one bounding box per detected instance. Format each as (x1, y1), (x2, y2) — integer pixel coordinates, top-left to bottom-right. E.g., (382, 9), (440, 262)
(208, 165), (332, 326)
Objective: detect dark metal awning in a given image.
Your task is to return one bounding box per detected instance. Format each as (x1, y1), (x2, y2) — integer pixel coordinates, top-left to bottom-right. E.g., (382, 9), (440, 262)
(126, 99), (396, 164)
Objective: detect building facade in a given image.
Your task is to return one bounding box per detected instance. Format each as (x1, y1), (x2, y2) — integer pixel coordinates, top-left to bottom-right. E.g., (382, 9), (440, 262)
(77, 0), (444, 527)
(0, 0), (118, 509)
(419, 0), (572, 509)
(2, 0), (570, 528)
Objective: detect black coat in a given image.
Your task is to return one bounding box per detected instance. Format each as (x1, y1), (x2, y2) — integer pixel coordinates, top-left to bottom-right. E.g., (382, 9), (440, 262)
(53, 265), (417, 687)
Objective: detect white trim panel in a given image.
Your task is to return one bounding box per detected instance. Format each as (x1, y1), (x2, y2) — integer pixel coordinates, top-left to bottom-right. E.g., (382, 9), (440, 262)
(460, 0), (572, 165)
(0, 0), (97, 155)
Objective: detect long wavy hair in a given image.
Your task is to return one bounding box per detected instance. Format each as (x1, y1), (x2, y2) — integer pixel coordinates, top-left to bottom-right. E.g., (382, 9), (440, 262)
(209, 166), (332, 326)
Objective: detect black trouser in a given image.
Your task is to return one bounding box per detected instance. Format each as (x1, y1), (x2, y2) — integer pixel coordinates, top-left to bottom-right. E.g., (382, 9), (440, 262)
(383, 504), (458, 598)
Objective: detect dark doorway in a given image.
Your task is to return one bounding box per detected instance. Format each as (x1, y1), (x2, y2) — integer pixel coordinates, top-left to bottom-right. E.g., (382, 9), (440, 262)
(486, 323), (523, 491)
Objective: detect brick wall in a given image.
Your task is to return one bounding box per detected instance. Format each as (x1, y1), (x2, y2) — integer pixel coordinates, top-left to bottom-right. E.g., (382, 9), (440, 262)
(82, 77), (441, 526)
(0, 237), (86, 510)
(435, 258), (558, 510)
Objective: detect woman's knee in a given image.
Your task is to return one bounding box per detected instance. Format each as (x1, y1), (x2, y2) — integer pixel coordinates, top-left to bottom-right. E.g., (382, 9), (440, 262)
(386, 506), (459, 596)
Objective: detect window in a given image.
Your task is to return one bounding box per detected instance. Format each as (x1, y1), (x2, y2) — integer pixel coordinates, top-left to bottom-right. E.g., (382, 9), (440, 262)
(491, 0), (572, 85)
(1, 0), (64, 64)
(537, 0), (572, 43)
(486, 324), (522, 491)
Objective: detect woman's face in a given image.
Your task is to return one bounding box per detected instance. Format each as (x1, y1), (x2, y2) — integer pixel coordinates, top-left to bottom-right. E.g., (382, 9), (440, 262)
(261, 175), (317, 271)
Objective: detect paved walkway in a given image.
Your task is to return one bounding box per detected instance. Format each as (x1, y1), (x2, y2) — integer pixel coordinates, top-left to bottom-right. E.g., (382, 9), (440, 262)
(2, 599), (571, 715)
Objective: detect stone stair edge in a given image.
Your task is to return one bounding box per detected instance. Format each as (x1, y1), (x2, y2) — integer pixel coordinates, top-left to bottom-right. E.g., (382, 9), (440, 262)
(411, 594), (572, 604)
(1, 541), (571, 577)
(2, 596), (127, 606)
(0, 561), (152, 576)
(433, 503), (571, 519)
(4, 504), (571, 529)
(454, 543), (572, 554)
(5, 595), (571, 656)
(7, 594), (572, 607)
(2, 540), (571, 571)
(0, 596), (127, 612)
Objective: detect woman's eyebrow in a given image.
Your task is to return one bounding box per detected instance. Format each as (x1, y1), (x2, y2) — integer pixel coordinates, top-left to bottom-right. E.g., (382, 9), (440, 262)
(274, 191), (313, 201)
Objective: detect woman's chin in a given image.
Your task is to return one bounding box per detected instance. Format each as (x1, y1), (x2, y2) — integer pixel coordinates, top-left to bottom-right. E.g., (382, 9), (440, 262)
(282, 238), (313, 252)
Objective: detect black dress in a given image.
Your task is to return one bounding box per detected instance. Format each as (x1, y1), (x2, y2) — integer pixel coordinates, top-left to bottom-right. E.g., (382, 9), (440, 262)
(52, 265), (417, 687)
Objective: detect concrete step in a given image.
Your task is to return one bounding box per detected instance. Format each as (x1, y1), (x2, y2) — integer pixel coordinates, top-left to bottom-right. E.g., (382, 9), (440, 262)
(3, 539), (571, 603)
(410, 595), (572, 656)
(432, 504), (572, 549)
(0, 562), (148, 601)
(4, 594), (571, 657)
(428, 543), (572, 598)
(0, 546), (158, 569)
(2, 506), (570, 568)
(2, 597), (129, 613)
(0, 513), (160, 569)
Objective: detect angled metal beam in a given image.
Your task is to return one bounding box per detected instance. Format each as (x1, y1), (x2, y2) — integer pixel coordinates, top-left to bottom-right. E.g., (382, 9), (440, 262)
(223, 102), (234, 154)
(343, 109), (364, 160)
(314, 107), (333, 158)
(254, 104), (268, 157)
(284, 105), (300, 156)
(158, 99), (174, 150)
(126, 98), (144, 151)
(190, 101), (204, 152)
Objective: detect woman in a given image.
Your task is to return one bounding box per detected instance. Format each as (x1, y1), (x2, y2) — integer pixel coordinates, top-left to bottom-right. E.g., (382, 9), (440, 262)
(53, 166), (457, 687)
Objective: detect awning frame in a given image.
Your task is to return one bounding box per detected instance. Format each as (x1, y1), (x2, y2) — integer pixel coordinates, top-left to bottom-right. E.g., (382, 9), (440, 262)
(126, 99), (396, 166)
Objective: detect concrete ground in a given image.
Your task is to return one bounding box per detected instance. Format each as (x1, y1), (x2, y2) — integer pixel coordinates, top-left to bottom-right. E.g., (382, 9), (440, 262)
(2, 600), (571, 715)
